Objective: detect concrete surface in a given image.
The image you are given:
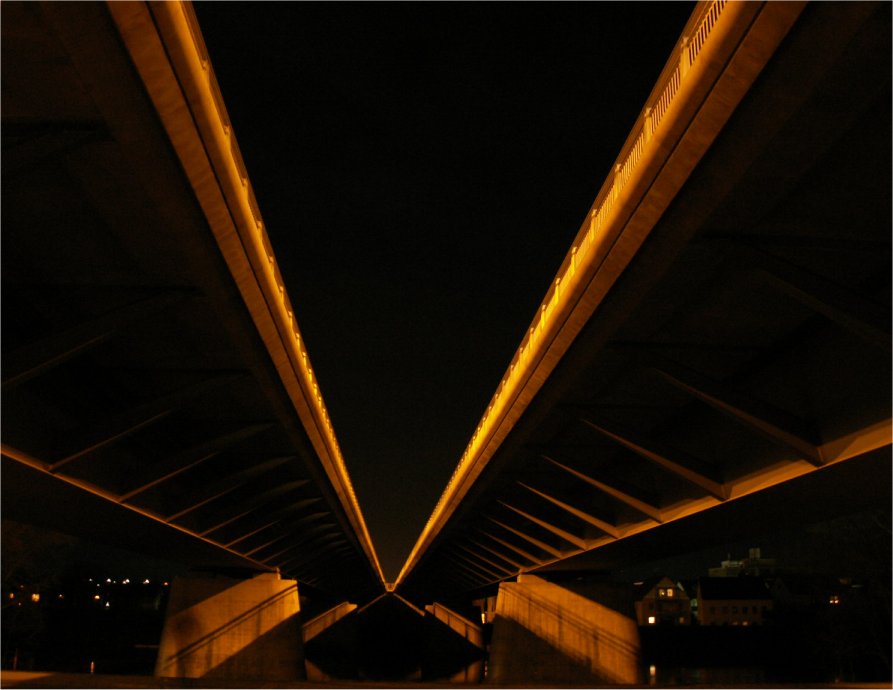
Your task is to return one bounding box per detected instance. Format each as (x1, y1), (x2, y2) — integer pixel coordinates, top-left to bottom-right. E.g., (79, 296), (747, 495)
(155, 573), (304, 681)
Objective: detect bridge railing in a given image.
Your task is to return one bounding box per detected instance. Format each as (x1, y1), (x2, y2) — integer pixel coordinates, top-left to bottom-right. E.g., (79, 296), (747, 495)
(118, 0), (385, 584)
(302, 601), (357, 642)
(424, 602), (484, 648)
(177, 3), (347, 499)
(399, 0), (734, 585)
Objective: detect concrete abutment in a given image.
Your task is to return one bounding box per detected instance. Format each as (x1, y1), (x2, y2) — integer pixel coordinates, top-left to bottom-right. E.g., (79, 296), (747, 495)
(154, 572), (305, 681)
(488, 574), (643, 685)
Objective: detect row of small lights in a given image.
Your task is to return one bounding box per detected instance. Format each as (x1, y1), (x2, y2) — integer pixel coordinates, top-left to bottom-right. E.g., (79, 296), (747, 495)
(179, 2), (380, 577)
(87, 577), (168, 585)
(401, 0), (730, 583)
(7, 579), (170, 608)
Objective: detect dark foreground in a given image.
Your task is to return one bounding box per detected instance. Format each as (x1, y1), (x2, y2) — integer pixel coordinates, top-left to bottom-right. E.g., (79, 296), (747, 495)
(3, 671), (892, 690)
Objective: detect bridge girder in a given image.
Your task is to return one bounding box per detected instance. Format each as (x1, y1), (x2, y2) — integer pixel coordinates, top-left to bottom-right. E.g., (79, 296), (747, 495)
(2, 1), (383, 600)
(397, 0), (892, 602)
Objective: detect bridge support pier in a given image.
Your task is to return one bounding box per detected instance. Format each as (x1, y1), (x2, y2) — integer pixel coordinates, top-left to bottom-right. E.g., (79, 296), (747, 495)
(488, 574), (642, 685)
(155, 571), (305, 681)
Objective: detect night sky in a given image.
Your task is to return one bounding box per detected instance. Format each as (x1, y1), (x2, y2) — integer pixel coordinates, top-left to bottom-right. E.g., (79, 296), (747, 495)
(192, 2), (696, 581)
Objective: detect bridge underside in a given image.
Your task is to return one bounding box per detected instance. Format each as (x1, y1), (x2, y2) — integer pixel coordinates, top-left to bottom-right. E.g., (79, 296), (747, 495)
(1, 0), (889, 608)
(399, 1), (891, 603)
(2, 2), (380, 601)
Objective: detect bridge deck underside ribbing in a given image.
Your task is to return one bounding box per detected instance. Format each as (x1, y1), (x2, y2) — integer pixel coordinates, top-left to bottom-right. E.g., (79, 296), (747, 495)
(1, 2), (380, 601)
(399, 1), (892, 601)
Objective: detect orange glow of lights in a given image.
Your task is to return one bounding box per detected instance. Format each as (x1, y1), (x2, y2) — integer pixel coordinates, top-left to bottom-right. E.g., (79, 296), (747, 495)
(105, 0), (384, 583)
(30, 593), (40, 603)
(93, 595), (101, 601)
(396, 0), (740, 587)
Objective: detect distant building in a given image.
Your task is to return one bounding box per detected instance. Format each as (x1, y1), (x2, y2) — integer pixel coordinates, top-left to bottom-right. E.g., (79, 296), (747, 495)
(708, 547), (777, 577)
(634, 576), (691, 626)
(696, 577), (772, 626)
(708, 558), (744, 578)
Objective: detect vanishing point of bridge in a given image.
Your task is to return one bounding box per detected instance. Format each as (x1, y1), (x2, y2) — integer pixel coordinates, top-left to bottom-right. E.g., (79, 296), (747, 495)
(2, 0), (889, 683)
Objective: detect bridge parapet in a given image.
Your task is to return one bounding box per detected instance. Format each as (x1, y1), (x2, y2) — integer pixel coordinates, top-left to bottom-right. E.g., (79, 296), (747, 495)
(1, 0), (384, 600)
(107, 1), (382, 583)
(409, 4), (744, 565)
(396, 0), (890, 601)
(302, 602), (358, 643)
(397, 0), (812, 590)
(424, 603), (484, 649)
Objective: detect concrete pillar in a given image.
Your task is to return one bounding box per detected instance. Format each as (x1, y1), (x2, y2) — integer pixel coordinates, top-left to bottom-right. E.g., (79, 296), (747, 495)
(424, 602), (484, 649)
(302, 602), (358, 682)
(155, 571), (305, 681)
(302, 601), (357, 644)
(422, 603), (486, 682)
(488, 574), (642, 685)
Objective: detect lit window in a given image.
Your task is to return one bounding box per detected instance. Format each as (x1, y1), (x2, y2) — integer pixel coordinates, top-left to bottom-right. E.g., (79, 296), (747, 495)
(658, 588), (666, 597)
(666, 588), (674, 598)
(647, 616), (656, 625)
(93, 595), (101, 601)
(30, 593), (40, 603)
